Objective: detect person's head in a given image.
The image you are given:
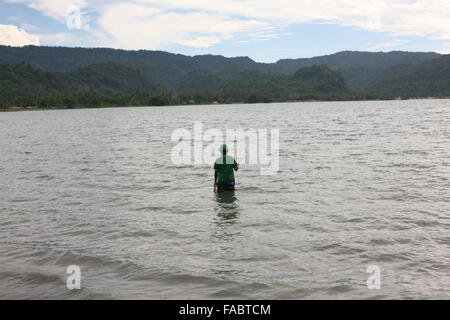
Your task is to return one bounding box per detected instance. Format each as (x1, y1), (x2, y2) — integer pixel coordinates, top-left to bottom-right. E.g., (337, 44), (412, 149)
(220, 144), (228, 155)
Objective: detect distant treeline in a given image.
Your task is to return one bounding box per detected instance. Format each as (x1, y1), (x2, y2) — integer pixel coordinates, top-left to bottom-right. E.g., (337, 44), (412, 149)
(0, 89), (391, 110)
(0, 62), (395, 109)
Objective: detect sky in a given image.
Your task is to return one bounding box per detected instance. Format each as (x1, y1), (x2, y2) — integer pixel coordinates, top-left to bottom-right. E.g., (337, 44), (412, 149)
(1, 0), (450, 62)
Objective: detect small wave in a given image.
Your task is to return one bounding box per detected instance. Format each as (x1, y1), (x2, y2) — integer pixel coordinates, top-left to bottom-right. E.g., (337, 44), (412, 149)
(369, 252), (415, 263)
(369, 238), (393, 246)
(132, 206), (167, 212)
(403, 149), (429, 155)
(237, 186), (265, 192)
(35, 174), (56, 180)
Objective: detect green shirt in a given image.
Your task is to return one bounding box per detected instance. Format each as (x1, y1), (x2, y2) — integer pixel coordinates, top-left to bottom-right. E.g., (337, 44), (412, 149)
(214, 155), (238, 183)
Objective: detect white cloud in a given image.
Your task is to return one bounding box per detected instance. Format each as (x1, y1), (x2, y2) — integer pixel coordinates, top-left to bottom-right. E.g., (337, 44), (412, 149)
(367, 39), (410, 51)
(5, 0), (88, 21)
(95, 0), (450, 49)
(0, 24), (40, 46)
(437, 47), (450, 55)
(97, 2), (266, 49)
(6, 0), (450, 50)
(237, 30), (281, 43)
(20, 23), (40, 32)
(130, 0), (450, 34)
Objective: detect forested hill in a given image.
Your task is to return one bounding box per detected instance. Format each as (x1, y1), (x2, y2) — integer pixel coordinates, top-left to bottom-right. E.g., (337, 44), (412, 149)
(275, 50), (440, 72)
(0, 62), (356, 108)
(0, 62), (161, 99)
(0, 46), (439, 91)
(370, 54), (450, 97)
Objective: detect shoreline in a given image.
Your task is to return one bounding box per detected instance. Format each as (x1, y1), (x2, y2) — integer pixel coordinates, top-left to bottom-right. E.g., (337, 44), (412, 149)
(1, 97), (449, 113)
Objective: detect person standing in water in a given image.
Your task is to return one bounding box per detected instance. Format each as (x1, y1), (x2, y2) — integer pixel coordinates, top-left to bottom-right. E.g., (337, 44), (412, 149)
(214, 144), (239, 192)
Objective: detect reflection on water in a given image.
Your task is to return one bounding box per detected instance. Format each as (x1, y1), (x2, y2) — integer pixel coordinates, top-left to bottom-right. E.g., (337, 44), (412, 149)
(214, 191), (240, 223)
(212, 191), (241, 243)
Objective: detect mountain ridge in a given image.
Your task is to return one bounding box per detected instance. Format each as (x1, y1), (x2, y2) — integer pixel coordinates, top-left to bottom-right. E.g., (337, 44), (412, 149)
(0, 45), (440, 92)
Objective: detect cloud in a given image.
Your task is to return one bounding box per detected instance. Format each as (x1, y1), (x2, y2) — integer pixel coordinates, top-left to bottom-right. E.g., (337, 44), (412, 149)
(130, 0), (450, 35)
(97, 2), (266, 49)
(21, 23), (40, 32)
(6, 0), (450, 50)
(0, 24), (40, 46)
(5, 0), (88, 21)
(437, 47), (450, 55)
(237, 29), (281, 43)
(94, 0), (450, 49)
(367, 39), (411, 51)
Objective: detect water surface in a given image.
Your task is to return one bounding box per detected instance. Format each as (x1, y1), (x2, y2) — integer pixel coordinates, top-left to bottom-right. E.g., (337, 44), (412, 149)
(1, 100), (449, 299)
